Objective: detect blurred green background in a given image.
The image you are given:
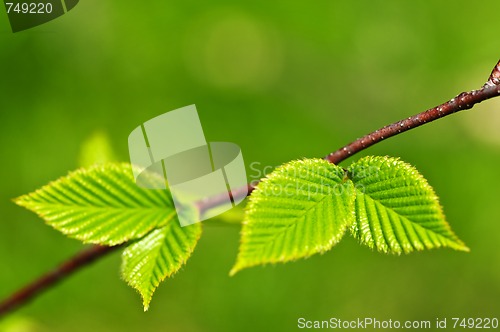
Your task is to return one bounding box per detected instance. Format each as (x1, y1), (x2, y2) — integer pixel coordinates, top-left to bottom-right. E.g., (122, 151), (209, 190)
(1, 1), (500, 331)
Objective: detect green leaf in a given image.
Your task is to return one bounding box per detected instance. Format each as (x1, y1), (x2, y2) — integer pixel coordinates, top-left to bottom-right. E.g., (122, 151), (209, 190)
(121, 204), (201, 311)
(347, 156), (469, 254)
(231, 159), (355, 275)
(15, 163), (176, 246)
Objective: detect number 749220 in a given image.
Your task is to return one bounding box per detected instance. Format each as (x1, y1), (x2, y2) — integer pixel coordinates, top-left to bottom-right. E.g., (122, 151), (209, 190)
(5, 2), (53, 14)
(452, 318), (499, 329)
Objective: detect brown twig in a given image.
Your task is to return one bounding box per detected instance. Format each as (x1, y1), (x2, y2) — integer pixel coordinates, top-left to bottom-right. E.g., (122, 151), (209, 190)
(0, 245), (120, 317)
(196, 183), (255, 215)
(326, 59), (500, 164)
(1, 59), (499, 319)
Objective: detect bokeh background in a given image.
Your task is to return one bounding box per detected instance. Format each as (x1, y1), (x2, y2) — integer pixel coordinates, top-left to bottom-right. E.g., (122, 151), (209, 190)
(1, 1), (500, 331)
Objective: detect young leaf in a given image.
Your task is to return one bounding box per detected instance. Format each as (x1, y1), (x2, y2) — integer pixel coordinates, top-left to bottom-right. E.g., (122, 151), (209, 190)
(347, 156), (469, 254)
(121, 204), (201, 311)
(15, 163), (176, 246)
(231, 159), (355, 275)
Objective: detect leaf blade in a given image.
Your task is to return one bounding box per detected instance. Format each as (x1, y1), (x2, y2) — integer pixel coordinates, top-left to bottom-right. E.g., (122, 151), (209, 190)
(121, 205), (202, 311)
(347, 156), (468, 254)
(231, 159), (355, 275)
(15, 163), (175, 246)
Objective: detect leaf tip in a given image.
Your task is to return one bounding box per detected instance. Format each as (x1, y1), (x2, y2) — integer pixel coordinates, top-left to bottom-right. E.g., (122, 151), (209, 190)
(12, 194), (28, 207)
(229, 266), (241, 277)
(457, 243), (470, 253)
(143, 301), (151, 312)
(448, 235), (470, 253)
(137, 288), (154, 312)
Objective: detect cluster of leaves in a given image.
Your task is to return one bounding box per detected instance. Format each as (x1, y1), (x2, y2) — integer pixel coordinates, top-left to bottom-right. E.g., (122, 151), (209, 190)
(15, 164), (201, 311)
(232, 157), (468, 273)
(15, 156), (468, 310)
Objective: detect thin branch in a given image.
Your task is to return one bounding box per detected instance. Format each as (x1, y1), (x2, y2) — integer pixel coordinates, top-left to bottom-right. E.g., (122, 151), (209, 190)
(326, 59), (500, 164)
(197, 183), (255, 215)
(1, 59), (499, 319)
(0, 245), (120, 317)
